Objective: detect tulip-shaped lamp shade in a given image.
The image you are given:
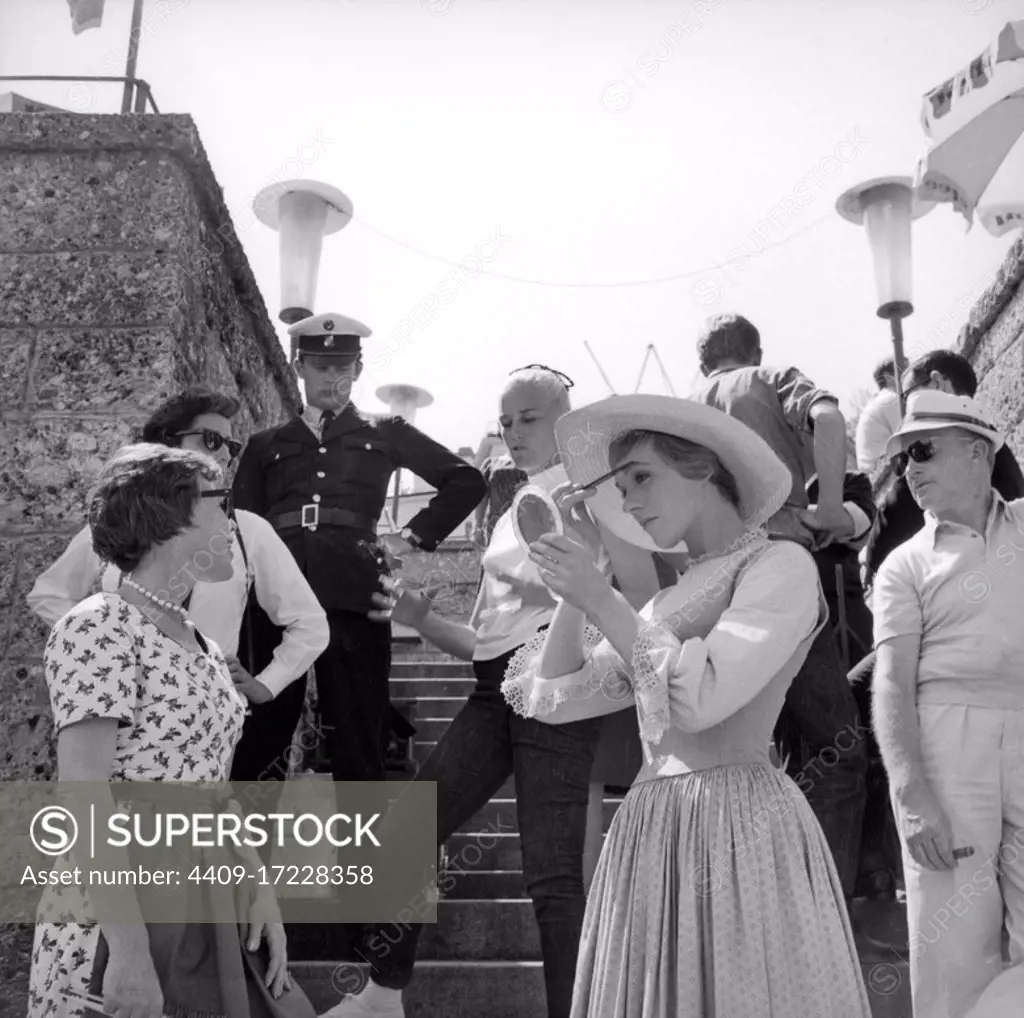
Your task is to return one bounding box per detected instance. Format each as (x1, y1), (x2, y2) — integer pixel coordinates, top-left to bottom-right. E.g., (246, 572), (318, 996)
(376, 384), (434, 425)
(836, 176), (934, 320)
(253, 180), (353, 324)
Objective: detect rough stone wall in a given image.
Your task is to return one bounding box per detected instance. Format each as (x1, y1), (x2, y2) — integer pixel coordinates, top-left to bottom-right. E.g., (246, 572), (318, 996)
(0, 112), (300, 1010)
(958, 235), (1024, 454)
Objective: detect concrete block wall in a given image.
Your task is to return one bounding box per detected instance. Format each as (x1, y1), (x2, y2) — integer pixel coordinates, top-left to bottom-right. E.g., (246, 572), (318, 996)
(0, 111), (300, 1014)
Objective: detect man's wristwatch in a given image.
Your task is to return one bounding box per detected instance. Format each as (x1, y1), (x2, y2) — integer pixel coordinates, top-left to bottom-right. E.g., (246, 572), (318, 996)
(400, 527), (422, 549)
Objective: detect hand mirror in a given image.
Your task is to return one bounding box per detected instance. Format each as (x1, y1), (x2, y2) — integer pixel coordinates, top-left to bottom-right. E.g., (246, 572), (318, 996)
(511, 485), (564, 552)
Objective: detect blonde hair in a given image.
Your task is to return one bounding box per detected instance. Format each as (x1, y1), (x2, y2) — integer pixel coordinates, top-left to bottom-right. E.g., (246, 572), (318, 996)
(502, 369), (572, 416)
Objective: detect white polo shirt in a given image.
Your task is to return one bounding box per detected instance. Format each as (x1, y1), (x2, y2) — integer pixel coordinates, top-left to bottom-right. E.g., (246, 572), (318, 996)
(872, 491), (1024, 710)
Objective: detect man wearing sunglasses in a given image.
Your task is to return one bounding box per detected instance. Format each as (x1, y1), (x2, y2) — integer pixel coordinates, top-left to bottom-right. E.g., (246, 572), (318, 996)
(863, 349), (1024, 587)
(231, 313), (486, 787)
(870, 390), (1024, 1018)
(27, 387), (330, 744)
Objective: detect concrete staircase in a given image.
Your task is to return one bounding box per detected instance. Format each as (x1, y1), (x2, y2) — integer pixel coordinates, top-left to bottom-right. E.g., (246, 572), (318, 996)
(290, 642), (913, 1017)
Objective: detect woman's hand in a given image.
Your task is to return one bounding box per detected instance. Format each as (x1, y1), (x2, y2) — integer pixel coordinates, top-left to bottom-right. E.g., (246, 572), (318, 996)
(102, 938), (165, 1018)
(224, 657), (273, 704)
(529, 533), (612, 616)
(368, 586), (433, 628)
(245, 890), (292, 999)
(550, 483), (603, 555)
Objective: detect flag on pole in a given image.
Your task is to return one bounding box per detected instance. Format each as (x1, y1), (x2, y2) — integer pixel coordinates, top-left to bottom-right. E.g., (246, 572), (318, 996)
(67, 0), (105, 35)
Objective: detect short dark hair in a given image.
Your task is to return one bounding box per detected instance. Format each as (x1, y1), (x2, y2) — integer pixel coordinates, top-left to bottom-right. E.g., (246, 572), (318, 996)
(608, 429), (741, 510)
(88, 444), (221, 573)
(903, 350), (977, 397)
(872, 356), (896, 389)
(141, 388), (240, 446)
(697, 314), (761, 372)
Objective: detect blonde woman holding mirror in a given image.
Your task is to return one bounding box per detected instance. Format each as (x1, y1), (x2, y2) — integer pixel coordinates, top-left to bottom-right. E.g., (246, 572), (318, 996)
(335, 367), (651, 1018)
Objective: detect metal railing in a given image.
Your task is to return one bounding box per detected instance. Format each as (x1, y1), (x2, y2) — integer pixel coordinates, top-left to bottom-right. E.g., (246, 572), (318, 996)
(0, 75), (160, 114)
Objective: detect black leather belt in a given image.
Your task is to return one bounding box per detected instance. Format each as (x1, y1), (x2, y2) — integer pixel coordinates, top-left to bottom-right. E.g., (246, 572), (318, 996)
(271, 505), (377, 532)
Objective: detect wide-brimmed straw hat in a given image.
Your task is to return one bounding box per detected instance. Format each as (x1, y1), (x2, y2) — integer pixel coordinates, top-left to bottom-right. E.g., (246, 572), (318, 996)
(554, 395), (792, 551)
(883, 390), (1004, 460)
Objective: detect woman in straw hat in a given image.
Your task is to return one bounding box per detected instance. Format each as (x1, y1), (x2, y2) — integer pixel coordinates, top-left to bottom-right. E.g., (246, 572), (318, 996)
(502, 395), (871, 1017)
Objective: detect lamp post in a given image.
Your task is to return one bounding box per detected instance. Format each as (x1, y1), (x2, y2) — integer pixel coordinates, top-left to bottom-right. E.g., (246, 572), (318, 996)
(836, 176), (935, 415)
(377, 384), (434, 525)
(253, 180), (353, 325)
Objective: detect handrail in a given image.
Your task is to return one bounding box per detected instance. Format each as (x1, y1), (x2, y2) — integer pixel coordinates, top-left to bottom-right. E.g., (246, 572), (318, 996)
(0, 75), (160, 114)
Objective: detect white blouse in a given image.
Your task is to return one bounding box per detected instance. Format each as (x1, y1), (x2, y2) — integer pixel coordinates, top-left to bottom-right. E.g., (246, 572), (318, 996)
(502, 538), (825, 775)
(471, 463), (572, 662)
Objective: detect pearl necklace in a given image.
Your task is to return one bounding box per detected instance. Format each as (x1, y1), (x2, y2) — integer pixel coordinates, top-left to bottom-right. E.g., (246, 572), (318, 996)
(685, 528), (768, 568)
(121, 577), (189, 621)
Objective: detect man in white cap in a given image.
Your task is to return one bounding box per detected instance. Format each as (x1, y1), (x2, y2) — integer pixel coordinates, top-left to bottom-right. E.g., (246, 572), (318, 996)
(872, 390), (1024, 1018)
(232, 313), (486, 784)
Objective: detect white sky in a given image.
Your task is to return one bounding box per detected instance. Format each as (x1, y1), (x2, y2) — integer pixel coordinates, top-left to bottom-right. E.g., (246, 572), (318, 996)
(2, 0), (1021, 453)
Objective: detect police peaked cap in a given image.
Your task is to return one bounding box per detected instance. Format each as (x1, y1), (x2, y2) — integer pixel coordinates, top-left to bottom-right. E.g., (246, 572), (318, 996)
(288, 312), (372, 357)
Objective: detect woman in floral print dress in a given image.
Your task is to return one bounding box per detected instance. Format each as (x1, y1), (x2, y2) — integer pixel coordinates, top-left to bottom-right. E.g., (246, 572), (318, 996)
(29, 444), (313, 1018)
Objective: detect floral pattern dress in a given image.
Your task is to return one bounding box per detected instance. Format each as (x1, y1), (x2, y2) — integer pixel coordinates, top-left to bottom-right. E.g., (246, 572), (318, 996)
(28, 592), (247, 1018)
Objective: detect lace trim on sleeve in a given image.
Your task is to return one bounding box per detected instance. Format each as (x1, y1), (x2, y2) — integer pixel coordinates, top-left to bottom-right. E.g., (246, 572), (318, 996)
(500, 623), (633, 718)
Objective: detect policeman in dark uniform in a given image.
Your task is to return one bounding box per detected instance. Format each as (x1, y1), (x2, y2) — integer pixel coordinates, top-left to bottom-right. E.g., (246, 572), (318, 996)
(232, 312), (486, 783)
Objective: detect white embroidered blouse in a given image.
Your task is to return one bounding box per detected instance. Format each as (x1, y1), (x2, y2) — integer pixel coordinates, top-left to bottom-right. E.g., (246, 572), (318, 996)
(501, 536), (827, 780)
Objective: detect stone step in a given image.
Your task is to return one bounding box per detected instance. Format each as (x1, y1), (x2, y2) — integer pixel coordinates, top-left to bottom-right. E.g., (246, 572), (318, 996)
(445, 832), (521, 871)
(413, 741), (439, 765)
(456, 797), (622, 836)
(285, 899), (541, 962)
(294, 960), (545, 1018)
(292, 958), (909, 1017)
(414, 717), (458, 742)
(390, 678), (475, 700)
(390, 660), (476, 678)
(441, 869), (525, 899)
(414, 696), (470, 719)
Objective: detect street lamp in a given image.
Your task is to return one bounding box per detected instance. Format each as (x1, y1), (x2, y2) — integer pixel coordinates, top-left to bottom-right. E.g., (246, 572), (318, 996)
(836, 175), (935, 415)
(253, 179), (353, 325)
(377, 384), (434, 524)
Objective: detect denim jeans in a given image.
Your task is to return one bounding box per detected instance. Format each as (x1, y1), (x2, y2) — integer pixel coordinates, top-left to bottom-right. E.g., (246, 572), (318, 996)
(776, 621), (868, 898)
(362, 647), (602, 1018)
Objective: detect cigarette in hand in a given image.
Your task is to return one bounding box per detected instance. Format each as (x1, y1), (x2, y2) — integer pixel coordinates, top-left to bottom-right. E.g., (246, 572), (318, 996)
(952, 846), (975, 860)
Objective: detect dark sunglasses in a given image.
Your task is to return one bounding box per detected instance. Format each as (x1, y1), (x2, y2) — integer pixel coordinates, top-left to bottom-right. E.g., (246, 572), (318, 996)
(890, 439), (948, 477)
(509, 364), (575, 389)
(199, 487), (233, 513)
(176, 429), (242, 460)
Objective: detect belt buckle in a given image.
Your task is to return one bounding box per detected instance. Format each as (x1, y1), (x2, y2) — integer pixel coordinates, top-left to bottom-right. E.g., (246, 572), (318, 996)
(301, 503), (319, 530)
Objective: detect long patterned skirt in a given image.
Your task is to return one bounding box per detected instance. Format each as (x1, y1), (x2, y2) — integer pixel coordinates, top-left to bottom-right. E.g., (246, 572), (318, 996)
(571, 764), (872, 1017)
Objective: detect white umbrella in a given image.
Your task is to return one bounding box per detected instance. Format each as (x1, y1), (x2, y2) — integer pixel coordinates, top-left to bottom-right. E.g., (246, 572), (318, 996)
(915, 20), (1024, 236)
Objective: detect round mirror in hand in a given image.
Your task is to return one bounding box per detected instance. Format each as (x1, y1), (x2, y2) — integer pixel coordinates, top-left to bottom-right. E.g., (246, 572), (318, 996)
(511, 485), (564, 553)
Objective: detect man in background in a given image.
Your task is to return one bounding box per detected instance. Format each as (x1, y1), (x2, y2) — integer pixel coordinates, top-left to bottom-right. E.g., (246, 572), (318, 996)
(232, 312), (486, 785)
(855, 355), (901, 475)
(690, 312), (868, 902)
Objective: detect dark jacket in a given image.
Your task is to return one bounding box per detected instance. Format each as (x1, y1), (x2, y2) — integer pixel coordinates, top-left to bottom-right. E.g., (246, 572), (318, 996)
(863, 443), (1024, 588)
(805, 471), (876, 604)
(233, 405), (486, 613)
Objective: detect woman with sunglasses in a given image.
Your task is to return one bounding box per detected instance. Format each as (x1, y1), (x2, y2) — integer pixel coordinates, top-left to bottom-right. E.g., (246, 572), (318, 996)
(27, 388), (329, 740)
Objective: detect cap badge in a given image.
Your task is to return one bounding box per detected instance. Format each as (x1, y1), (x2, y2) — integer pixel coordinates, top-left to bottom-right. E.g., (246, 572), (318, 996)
(323, 319), (335, 332)
(324, 335), (335, 348)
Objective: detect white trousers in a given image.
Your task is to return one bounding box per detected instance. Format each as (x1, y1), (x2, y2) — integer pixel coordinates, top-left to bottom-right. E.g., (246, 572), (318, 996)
(899, 704), (1024, 1018)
